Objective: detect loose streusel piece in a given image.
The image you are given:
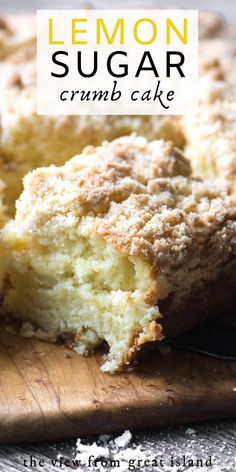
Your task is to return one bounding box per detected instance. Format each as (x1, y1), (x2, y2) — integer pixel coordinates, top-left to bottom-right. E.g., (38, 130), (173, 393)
(1, 136), (236, 372)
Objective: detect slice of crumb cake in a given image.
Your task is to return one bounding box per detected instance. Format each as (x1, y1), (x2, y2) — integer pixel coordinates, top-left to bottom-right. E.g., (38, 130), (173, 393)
(1, 136), (236, 372)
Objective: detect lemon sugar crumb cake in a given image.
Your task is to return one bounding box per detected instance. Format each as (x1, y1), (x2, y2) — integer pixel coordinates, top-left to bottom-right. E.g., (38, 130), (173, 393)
(1, 136), (236, 372)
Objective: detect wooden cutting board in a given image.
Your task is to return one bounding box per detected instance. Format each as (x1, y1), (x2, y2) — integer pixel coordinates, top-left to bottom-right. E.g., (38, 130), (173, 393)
(0, 321), (236, 444)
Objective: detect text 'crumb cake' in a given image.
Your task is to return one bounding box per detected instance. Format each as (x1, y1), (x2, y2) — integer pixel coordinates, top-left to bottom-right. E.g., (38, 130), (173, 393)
(1, 136), (236, 372)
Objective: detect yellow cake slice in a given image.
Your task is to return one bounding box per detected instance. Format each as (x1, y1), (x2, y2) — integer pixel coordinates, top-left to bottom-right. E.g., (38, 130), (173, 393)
(1, 136), (236, 372)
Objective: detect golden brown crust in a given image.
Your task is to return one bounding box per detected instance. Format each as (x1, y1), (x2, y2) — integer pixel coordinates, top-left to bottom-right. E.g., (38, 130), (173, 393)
(121, 321), (164, 367)
(17, 136), (190, 218)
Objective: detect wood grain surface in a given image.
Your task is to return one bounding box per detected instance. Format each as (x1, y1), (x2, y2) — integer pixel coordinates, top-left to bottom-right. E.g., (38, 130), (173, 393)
(0, 419), (236, 472)
(0, 321), (235, 444)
